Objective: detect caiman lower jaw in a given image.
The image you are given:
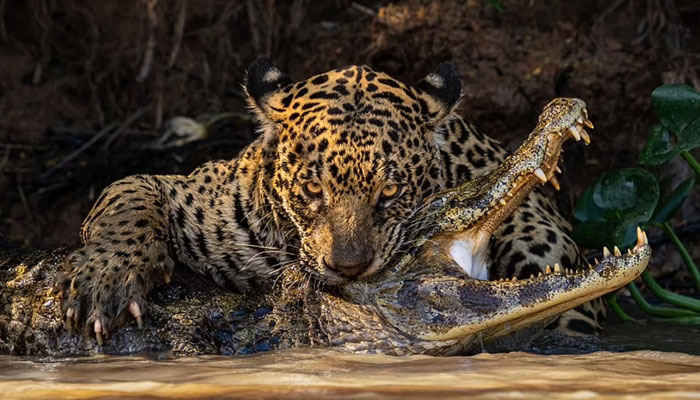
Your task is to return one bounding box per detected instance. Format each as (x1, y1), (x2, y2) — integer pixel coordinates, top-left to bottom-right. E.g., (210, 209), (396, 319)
(418, 228), (651, 342)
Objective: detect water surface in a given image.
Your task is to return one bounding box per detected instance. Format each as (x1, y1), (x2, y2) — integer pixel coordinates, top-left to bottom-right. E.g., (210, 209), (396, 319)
(2, 321), (700, 399)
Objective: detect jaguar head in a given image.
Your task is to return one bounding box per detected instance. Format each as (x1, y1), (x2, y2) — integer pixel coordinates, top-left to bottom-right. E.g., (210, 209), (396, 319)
(245, 59), (462, 285)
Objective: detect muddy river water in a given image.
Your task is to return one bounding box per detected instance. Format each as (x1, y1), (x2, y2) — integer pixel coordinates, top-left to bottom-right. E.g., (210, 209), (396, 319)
(2, 322), (700, 399)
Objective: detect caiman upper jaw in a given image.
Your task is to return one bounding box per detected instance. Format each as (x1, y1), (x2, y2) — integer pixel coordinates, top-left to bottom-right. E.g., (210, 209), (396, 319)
(420, 98), (594, 281)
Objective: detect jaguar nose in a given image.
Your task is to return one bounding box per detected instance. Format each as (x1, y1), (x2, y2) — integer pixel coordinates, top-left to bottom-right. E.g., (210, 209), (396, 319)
(326, 249), (375, 278)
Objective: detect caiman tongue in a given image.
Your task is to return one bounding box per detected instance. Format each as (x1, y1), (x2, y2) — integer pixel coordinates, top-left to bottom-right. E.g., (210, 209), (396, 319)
(414, 98), (594, 281)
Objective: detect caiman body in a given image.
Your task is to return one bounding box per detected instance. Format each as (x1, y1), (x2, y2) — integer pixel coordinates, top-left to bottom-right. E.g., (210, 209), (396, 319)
(0, 99), (651, 357)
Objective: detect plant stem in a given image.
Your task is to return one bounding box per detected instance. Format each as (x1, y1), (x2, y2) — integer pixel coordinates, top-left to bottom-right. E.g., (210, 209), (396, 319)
(681, 151), (700, 179)
(627, 281), (700, 318)
(641, 270), (700, 312)
(660, 222), (700, 293)
(605, 292), (637, 321)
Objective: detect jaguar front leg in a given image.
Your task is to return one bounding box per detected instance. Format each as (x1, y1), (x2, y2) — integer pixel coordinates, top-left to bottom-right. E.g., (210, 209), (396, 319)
(56, 175), (175, 344)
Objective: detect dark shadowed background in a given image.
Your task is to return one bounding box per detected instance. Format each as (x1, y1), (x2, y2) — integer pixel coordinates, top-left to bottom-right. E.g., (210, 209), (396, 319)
(1, 0), (699, 288)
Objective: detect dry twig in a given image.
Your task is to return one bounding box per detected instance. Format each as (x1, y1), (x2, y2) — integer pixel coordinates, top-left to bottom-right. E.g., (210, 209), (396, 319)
(136, 0), (159, 82)
(168, 0), (187, 68)
(40, 122), (118, 180)
(101, 106), (150, 149)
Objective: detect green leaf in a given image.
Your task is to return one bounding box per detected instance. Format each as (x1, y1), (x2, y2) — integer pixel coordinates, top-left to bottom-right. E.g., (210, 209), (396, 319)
(639, 125), (678, 166)
(572, 220), (639, 249)
(640, 84), (700, 165)
(650, 177), (695, 224)
(573, 168), (659, 248)
(653, 84), (700, 134)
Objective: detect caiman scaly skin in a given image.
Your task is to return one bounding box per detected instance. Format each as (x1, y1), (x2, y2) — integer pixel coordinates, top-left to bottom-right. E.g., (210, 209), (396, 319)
(0, 99), (651, 356)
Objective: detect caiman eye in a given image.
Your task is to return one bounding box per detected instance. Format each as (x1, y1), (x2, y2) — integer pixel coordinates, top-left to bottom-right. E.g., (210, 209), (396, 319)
(380, 183), (401, 200)
(303, 181), (323, 198)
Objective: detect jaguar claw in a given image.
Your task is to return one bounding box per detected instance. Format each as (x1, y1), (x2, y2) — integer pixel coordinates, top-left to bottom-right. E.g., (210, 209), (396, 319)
(94, 319), (104, 346)
(65, 307), (75, 331)
(129, 301), (143, 329)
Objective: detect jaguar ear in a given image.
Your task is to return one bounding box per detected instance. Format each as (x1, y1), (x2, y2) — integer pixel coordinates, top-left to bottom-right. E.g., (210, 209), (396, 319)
(245, 58), (294, 124)
(415, 62), (463, 123)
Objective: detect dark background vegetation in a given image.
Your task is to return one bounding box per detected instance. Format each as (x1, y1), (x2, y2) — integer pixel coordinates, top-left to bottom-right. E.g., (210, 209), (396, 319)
(1, 0), (699, 287)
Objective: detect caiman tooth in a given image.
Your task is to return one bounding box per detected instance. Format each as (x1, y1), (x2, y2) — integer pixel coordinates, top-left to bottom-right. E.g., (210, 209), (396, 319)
(587, 263), (593, 270)
(636, 227), (650, 247)
(499, 199), (507, 206)
(534, 168), (547, 183)
(594, 258), (600, 265)
(569, 125), (581, 141)
(530, 274), (535, 279)
(512, 276), (518, 281)
(636, 227), (644, 246)
(555, 165), (562, 173)
(538, 271), (543, 277)
(614, 246), (622, 257)
(580, 129), (591, 144)
(545, 265), (552, 274)
(603, 247), (611, 257)
(554, 263), (562, 273)
(583, 118), (594, 129)
(627, 248), (633, 255)
(549, 175), (561, 191)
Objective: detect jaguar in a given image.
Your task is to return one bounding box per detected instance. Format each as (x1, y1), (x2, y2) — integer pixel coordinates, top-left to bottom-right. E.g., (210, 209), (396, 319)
(57, 59), (602, 345)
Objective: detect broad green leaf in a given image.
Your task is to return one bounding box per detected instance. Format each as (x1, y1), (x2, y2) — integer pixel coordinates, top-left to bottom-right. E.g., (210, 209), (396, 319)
(650, 177), (695, 224)
(573, 168), (659, 248)
(639, 125), (678, 166)
(640, 84), (700, 165)
(572, 220), (638, 249)
(653, 84), (700, 134)
(574, 168), (659, 223)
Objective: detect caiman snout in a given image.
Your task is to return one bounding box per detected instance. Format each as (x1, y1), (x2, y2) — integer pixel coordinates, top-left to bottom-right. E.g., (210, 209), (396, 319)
(327, 240), (374, 277)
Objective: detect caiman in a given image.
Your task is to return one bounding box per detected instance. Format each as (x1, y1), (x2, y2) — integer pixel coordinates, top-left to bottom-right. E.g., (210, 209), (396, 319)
(0, 98), (651, 357)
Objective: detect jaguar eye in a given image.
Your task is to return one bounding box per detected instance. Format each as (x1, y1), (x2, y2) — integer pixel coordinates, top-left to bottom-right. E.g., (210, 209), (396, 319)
(303, 181), (323, 198)
(380, 183), (401, 200)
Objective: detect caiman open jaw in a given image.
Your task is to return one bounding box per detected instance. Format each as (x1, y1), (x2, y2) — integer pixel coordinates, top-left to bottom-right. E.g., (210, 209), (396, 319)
(371, 228), (650, 350)
(348, 97), (651, 355)
(416, 98), (594, 281)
